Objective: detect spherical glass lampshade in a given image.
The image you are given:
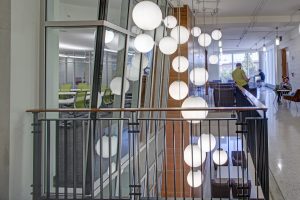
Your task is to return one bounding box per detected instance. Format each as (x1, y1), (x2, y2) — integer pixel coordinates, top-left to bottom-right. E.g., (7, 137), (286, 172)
(106, 33), (125, 51)
(163, 15), (177, 29)
(159, 37), (177, 55)
(275, 37), (280, 46)
(198, 133), (216, 152)
(172, 56), (189, 73)
(211, 29), (222, 40)
(209, 55), (219, 64)
(191, 27), (201, 37)
(187, 170), (203, 188)
(110, 77), (130, 95)
(134, 34), (154, 53)
(198, 33), (212, 47)
(132, 54), (149, 69)
(263, 46), (266, 52)
(184, 144), (206, 167)
(181, 96), (208, 123)
(213, 149), (228, 165)
(126, 65), (140, 81)
(95, 136), (118, 158)
(170, 26), (190, 44)
(169, 81), (188, 100)
(132, 1), (162, 30)
(105, 30), (114, 44)
(189, 68), (209, 86)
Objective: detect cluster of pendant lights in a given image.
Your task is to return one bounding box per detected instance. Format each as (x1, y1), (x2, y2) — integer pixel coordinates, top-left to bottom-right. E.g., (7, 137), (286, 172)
(183, 133), (228, 187)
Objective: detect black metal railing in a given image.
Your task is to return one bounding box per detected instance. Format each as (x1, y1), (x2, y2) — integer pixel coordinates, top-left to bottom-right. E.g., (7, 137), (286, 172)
(28, 88), (268, 200)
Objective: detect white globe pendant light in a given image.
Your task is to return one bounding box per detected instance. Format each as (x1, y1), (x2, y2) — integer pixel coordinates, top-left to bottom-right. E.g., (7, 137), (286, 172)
(211, 29), (222, 40)
(163, 15), (177, 29)
(132, 54), (149, 69)
(191, 27), (201, 37)
(187, 170), (203, 187)
(181, 96), (208, 123)
(132, 1), (162, 30)
(213, 149), (228, 165)
(184, 144), (206, 167)
(134, 34), (154, 53)
(170, 26), (190, 44)
(110, 77), (130, 95)
(198, 133), (216, 152)
(159, 37), (177, 55)
(209, 55), (219, 64)
(172, 56), (189, 73)
(105, 30), (114, 44)
(189, 68), (209, 86)
(126, 65), (140, 81)
(198, 33), (212, 47)
(169, 81), (188, 100)
(95, 136), (118, 158)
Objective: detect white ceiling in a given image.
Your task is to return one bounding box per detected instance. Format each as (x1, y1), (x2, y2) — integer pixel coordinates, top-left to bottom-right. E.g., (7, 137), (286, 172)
(170, 0), (300, 52)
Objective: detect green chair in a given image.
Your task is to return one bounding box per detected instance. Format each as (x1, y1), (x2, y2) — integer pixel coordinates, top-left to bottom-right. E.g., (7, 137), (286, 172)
(77, 83), (90, 91)
(74, 91), (87, 108)
(60, 83), (72, 92)
(102, 88), (114, 105)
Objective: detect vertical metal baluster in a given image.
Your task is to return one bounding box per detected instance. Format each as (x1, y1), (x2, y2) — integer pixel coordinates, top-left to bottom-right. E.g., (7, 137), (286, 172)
(131, 112), (136, 199)
(46, 121), (50, 198)
(82, 119), (86, 200)
(199, 121), (203, 200)
(117, 120), (122, 198)
(128, 119), (132, 199)
(255, 119), (259, 199)
(90, 119), (95, 199)
(227, 120), (230, 194)
(108, 119), (112, 198)
(155, 120), (158, 199)
(99, 120), (103, 199)
(146, 120), (150, 198)
(163, 120), (167, 200)
(136, 113), (141, 199)
(181, 120), (185, 200)
(208, 120), (212, 199)
(64, 120), (68, 199)
(172, 121), (176, 200)
(245, 118), (250, 200)
(241, 118), (245, 197)
(236, 117), (240, 190)
(190, 121), (194, 199)
(55, 120), (59, 199)
(73, 120), (77, 199)
(217, 120), (221, 199)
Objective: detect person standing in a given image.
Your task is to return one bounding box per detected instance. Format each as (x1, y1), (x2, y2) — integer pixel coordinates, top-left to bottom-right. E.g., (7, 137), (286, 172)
(232, 63), (250, 90)
(256, 69), (265, 87)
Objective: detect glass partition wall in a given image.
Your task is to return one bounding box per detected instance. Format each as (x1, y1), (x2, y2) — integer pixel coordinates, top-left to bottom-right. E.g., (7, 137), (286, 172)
(42, 0), (173, 198)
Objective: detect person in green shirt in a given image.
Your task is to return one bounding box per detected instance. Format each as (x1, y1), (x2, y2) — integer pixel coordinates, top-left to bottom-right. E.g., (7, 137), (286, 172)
(232, 63), (250, 90)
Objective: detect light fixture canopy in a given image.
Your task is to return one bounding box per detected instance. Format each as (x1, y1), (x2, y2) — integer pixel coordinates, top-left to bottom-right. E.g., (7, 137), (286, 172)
(163, 15), (177, 29)
(191, 27), (202, 37)
(172, 56), (189, 73)
(209, 55), (219, 64)
(187, 170), (203, 188)
(170, 26), (190, 44)
(184, 144), (206, 167)
(181, 96), (208, 123)
(159, 36), (177, 55)
(213, 149), (228, 165)
(110, 77), (130, 95)
(211, 29), (222, 40)
(169, 81), (188, 100)
(134, 34), (154, 53)
(132, 1), (162, 30)
(198, 33), (212, 47)
(95, 136), (118, 158)
(189, 68), (209, 86)
(198, 133), (216, 152)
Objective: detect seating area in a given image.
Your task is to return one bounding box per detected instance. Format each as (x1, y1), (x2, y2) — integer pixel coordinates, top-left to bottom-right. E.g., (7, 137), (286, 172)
(283, 89), (300, 111)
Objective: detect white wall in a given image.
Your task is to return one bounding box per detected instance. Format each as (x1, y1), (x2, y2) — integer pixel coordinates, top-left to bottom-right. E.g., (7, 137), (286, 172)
(9, 0), (40, 200)
(279, 27), (300, 90)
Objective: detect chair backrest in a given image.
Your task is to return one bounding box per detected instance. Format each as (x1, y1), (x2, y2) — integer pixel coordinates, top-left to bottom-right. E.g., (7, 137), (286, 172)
(77, 83), (90, 91)
(294, 89), (300, 101)
(74, 91), (87, 108)
(60, 83), (72, 92)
